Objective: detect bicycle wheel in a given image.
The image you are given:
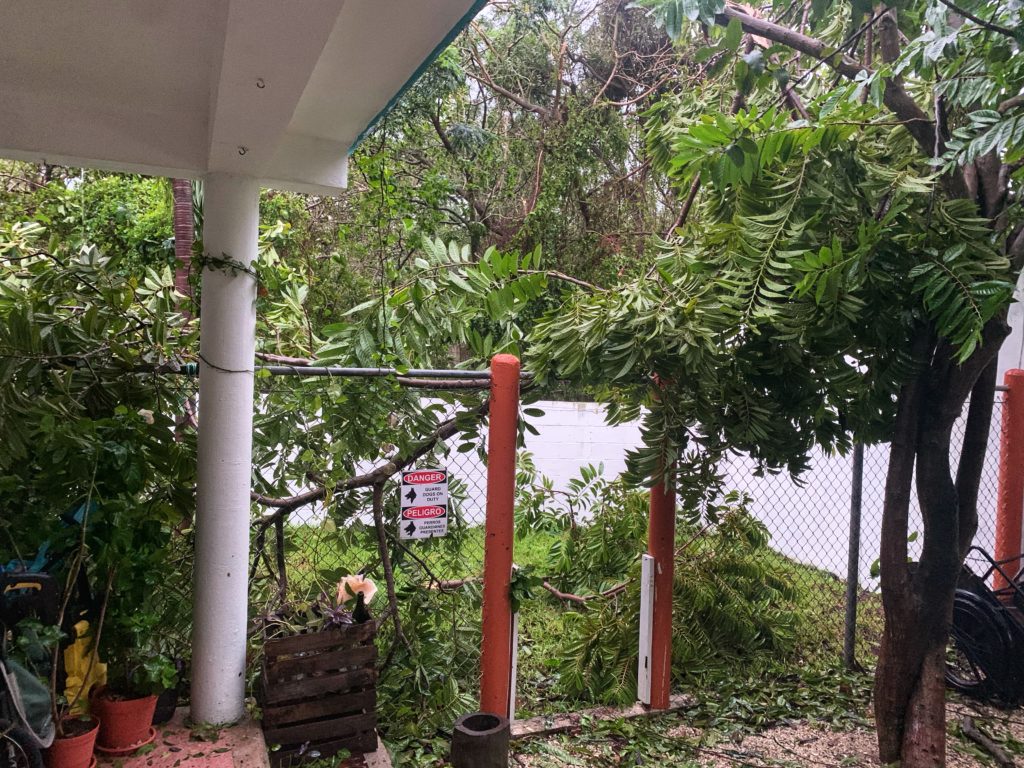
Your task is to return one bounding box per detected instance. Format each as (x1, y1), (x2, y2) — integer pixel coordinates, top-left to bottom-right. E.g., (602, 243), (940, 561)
(0, 721), (44, 768)
(946, 590), (1011, 700)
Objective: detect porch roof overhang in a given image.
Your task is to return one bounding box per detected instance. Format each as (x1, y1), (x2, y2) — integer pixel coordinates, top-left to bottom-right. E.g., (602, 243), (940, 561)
(0, 0), (484, 195)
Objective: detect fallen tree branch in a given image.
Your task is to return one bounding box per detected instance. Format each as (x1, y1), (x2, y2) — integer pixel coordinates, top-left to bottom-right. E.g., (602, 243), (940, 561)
(256, 351), (312, 366)
(541, 580), (630, 605)
(250, 397), (492, 529)
(934, 0), (1018, 39)
(542, 581), (589, 605)
(429, 577), (481, 590)
(960, 716), (1015, 768)
(714, 3), (938, 158)
(372, 482), (410, 652)
(999, 94), (1024, 114)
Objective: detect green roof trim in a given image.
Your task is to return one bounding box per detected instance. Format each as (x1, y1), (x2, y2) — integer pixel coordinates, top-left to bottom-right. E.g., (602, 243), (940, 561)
(347, 0), (489, 156)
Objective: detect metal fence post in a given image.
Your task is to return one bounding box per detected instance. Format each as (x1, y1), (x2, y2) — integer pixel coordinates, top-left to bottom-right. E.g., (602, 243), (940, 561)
(994, 369), (1024, 590)
(843, 443), (864, 670)
(480, 354), (520, 717)
(647, 471), (676, 710)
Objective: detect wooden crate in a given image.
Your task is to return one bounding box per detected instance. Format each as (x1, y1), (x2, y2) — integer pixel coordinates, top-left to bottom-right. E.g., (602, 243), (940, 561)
(260, 622), (378, 767)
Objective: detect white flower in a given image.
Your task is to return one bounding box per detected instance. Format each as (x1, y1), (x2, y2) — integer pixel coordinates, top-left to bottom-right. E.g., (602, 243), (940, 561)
(336, 574), (377, 606)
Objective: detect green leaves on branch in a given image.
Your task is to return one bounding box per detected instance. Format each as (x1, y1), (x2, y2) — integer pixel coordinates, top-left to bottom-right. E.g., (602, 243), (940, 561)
(531, 98), (1015, 490)
(628, 0), (726, 38)
(945, 110), (1024, 172)
(317, 240), (548, 369)
(906, 216), (1014, 361)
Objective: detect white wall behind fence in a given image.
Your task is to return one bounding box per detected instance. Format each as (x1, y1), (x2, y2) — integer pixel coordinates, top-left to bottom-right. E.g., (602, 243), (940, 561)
(519, 399), (1002, 589)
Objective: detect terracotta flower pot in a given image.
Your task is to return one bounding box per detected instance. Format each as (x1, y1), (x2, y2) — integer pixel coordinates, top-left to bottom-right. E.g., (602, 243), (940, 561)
(90, 688), (157, 753)
(44, 716), (99, 768)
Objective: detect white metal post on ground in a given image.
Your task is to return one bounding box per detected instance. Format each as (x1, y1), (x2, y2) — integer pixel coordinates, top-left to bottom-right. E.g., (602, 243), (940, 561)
(637, 554), (655, 705)
(191, 173), (260, 725)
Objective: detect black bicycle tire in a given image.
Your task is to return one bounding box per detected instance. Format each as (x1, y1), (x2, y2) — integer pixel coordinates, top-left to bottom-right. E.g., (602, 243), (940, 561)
(946, 590), (1011, 699)
(0, 721), (44, 768)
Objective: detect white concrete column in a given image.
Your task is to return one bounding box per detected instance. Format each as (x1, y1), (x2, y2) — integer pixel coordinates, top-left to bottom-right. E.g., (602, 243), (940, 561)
(191, 173), (260, 725)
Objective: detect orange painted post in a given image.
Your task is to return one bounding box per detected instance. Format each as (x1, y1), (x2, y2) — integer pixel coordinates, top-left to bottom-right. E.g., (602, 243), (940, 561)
(480, 354), (520, 717)
(648, 472), (675, 710)
(994, 369), (1024, 591)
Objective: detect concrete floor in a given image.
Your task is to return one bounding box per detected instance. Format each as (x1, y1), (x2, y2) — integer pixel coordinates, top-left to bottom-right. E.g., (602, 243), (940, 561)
(94, 710), (391, 768)
(95, 711), (268, 768)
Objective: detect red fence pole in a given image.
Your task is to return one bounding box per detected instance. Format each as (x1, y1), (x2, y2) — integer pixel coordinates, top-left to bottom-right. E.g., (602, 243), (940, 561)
(648, 471), (675, 710)
(994, 369), (1024, 591)
(480, 354), (520, 717)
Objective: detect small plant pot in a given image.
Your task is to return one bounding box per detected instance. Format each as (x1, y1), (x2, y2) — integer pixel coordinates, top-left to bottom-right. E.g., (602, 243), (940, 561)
(451, 712), (510, 768)
(152, 658), (185, 725)
(152, 687), (178, 725)
(90, 687), (157, 753)
(44, 716), (99, 768)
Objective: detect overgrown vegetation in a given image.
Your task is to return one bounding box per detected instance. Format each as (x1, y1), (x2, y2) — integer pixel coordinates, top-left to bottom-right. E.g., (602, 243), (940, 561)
(2, 0), (1022, 761)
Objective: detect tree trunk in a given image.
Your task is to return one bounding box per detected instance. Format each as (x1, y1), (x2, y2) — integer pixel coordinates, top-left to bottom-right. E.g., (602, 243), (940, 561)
(172, 178), (194, 313)
(874, 326), (1007, 766)
(875, 594), (956, 766)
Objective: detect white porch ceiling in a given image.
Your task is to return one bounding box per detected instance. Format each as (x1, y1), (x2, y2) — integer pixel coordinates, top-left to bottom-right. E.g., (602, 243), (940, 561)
(0, 0), (482, 194)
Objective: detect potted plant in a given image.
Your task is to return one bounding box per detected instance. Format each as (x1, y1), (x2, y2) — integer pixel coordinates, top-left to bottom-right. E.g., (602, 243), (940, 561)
(76, 432), (188, 756)
(90, 610), (178, 754)
(10, 615), (99, 768)
(45, 713), (100, 768)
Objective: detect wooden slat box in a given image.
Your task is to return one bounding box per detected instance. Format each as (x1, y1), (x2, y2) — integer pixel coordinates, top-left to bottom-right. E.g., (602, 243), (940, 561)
(260, 622), (378, 766)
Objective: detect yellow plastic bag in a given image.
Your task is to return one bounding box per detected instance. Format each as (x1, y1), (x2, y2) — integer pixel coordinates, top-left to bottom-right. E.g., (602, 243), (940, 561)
(63, 620), (106, 712)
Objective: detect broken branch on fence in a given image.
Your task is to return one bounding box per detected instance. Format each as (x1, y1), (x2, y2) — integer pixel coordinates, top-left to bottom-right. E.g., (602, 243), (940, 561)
(256, 351), (312, 366)
(386, 532), (452, 591)
(274, 516), (288, 603)
(541, 580), (630, 605)
(429, 577), (481, 590)
(250, 397), (492, 530)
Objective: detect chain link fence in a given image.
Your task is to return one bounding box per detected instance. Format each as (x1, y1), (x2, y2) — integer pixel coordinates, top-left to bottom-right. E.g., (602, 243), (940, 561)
(149, 371), (496, 734)
(244, 372), (494, 736)
(151, 372), (1010, 725)
(720, 392), (1007, 661)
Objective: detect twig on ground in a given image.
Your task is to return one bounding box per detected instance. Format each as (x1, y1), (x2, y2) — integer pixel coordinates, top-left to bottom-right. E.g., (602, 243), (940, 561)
(960, 716), (1016, 767)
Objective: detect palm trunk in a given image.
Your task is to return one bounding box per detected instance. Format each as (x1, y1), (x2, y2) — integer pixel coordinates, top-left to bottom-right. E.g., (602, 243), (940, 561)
(172, 178), (194, 315)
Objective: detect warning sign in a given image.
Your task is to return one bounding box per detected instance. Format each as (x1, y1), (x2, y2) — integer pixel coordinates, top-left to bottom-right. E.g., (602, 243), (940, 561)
(399, 468), (449, 540)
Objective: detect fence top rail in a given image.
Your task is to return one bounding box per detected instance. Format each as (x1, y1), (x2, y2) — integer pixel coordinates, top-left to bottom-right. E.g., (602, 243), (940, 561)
(158, 362), (535, 380)
(259, 365), (493, 379)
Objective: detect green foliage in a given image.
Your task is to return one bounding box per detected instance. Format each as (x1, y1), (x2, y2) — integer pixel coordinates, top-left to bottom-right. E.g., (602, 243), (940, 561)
(552, 491), (806, 704)
(102, 609), (180, 697)
(376, 584), (481, 743)
(0, 176), (193, 701)
(544, 471), (650, 594)
(529, 89), (1017, 493)
(316, 240), (548, 368)
(0, 218), (195, 551)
